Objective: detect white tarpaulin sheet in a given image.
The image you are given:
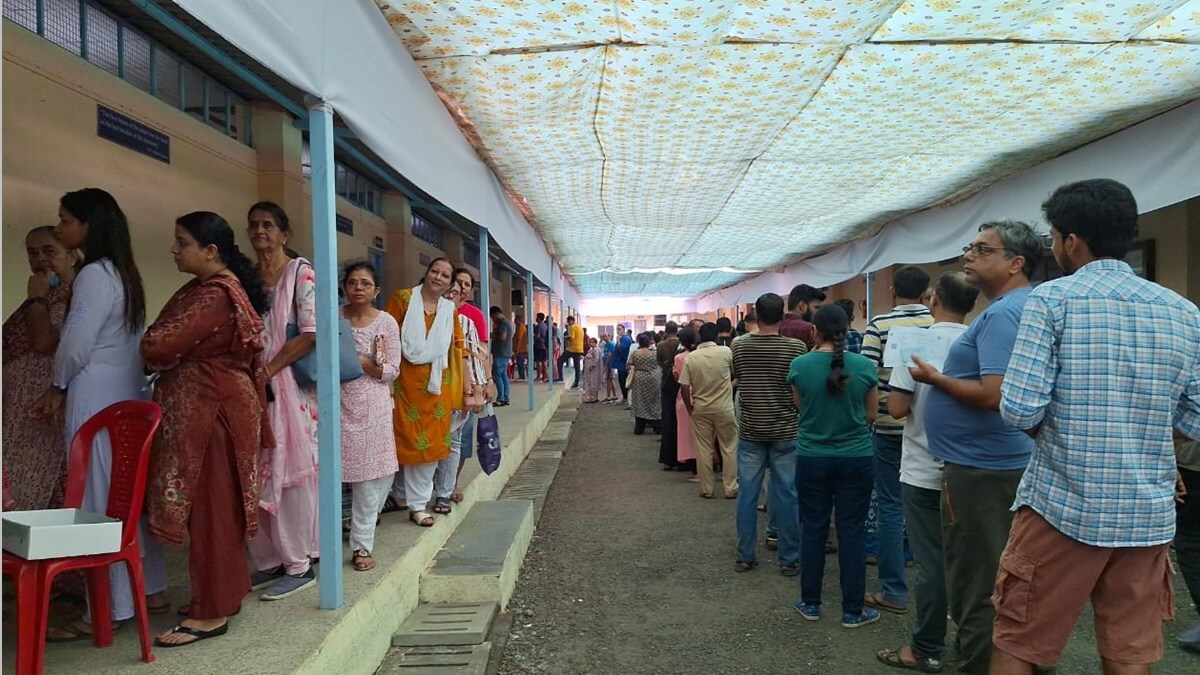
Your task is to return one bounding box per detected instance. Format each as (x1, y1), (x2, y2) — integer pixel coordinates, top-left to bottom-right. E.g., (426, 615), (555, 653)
(689, 98), (1200, 313)
(170, 0), (580, 307)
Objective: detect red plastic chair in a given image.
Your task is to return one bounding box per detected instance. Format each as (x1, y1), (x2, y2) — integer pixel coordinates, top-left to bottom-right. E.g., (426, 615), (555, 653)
(3, 400), (162, 673)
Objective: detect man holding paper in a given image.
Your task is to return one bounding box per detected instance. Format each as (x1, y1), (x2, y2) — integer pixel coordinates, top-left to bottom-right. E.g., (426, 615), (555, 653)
(907, 219), (1042, 674)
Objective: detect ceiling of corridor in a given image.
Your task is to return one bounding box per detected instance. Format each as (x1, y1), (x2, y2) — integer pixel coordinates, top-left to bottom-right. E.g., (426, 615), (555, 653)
(374, 0), (1200, 296)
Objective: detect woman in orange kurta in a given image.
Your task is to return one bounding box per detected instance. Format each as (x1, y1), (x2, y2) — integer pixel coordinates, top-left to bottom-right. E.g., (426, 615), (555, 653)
(385, 257), (468, 526)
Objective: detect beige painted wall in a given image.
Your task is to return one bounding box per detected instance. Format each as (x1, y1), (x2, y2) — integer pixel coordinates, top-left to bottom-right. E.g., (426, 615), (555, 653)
(2, 23), (259, 317)
(4, 24), (421, 318)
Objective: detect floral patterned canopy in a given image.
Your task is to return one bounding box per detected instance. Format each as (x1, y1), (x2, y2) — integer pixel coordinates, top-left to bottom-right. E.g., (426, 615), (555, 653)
(375, 0), (1200, 296)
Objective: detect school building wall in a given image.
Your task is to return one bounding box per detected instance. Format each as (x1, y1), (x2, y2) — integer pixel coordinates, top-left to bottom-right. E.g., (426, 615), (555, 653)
(2, 22), (440, 319)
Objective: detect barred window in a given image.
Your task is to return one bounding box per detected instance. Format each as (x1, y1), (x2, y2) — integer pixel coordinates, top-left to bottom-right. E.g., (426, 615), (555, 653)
(4, 0), (250, 145)
(412, 213), (444, 249)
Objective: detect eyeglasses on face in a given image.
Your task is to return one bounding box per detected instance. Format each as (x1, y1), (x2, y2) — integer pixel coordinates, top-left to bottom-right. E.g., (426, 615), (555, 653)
(961, 243), (1008, 256)
(344, 279), (376, 289)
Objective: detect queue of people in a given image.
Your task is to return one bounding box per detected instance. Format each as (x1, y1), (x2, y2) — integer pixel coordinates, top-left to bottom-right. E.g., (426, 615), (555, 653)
(1, 191), (501, 650)
(628, 179), (1200, 673)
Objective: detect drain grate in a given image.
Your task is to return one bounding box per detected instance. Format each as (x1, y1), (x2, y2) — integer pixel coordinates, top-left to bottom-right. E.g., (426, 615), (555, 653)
(393, 603), (498, 647)
(379, 643), (491, 674)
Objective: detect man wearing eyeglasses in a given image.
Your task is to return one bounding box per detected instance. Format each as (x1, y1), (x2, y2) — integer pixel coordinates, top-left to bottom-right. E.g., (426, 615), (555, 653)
(907, 220), (1042, 674)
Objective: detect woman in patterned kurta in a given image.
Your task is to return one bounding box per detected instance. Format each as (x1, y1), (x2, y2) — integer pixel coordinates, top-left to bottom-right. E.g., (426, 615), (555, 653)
(339, 261), (400, 570)
(629, 334), (663, 434)
(385, 257), (468, 526)
(2, 226), (76, 511)
(143, 211), (273, 646)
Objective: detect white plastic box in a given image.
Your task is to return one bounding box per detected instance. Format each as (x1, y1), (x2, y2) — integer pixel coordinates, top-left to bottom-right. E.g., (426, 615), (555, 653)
(2, 509), (122, 560)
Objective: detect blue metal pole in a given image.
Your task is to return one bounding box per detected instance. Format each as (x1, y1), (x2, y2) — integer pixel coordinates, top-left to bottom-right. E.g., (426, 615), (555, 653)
(308, 99), (343, 610)
(864, 271), (875, 326)
(479, 228), (490, 324)
(526, 271), (535, 411)
(547, 289), (555, 390)
(560, 296), (567, 387)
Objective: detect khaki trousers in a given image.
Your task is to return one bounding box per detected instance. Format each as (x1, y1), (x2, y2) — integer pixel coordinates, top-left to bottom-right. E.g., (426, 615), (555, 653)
(689, 408), (738, 496)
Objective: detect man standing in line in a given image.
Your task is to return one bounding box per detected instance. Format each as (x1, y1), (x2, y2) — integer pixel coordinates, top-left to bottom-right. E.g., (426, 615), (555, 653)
(861, 265), (932, 616)
(716, 316), (735, 347)
(610, 327), (634, 406)
(780, 283), (826, 351)
(990, 180), (1200, 675)
(833, 298), (864, 354)
(906, 221), (1041, 673)
(557, 315), (585, 388)
(656, 322), (682, 471)
(490, 306), (514, 406)
(876, 271), (979, 673)
(679, 322), (738, 499)
(731, 293), (807, 575)
(1176, 438), (1200, 652)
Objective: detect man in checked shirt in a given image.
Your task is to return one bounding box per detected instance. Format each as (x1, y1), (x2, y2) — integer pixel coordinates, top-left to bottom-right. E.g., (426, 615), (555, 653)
(991, 179), (1200, 675)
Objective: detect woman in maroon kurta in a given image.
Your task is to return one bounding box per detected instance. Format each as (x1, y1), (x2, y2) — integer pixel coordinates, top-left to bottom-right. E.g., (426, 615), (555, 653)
(142, 211), (273, 647)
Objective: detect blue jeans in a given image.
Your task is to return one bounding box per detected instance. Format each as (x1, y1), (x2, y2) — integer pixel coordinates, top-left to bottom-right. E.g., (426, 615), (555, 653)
(797, 454), (874, 615)
(736, 439), (798, 567)
(515, 353), (528, 380)
(493, 356), (511, 403)
(873, 433), (909, 606)
(460, 413), (476, 459)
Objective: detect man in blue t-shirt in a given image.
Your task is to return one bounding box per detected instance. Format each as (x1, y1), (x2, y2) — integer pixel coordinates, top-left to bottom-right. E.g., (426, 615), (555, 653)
(907, 220), (1042, 674)
(610, 328), (634, 405)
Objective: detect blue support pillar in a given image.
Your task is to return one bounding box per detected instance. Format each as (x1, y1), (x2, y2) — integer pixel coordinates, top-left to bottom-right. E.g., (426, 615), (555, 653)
(308, 99), (343, 610)
(547, 290), (555, 390)
(479, 228), (490, 326)
(526, 271), (536, 411)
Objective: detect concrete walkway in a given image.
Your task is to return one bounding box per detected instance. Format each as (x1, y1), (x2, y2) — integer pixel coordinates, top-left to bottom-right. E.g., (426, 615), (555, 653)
(2, 384), (564, 675)
(496, 401), (1200, 675)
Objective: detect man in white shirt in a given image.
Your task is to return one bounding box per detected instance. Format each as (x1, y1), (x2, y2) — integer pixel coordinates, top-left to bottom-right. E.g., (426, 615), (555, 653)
(876, 271), (979, 673)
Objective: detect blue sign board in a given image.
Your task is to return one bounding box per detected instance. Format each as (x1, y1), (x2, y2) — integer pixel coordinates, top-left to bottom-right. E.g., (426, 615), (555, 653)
(96, 105), (170, 163)
(336, 214), (354, 235)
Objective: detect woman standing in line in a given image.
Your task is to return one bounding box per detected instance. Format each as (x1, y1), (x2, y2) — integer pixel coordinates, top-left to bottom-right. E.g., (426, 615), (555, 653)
(433, 277), (488, 516)
(245, 201), (319, 601)
(4, 226), (78, 511)
(142, 212), (273, 646)
(32, 188), (169, 639)
(338, 261), (401, 572)
(788, 305), (879, 629)
(385, 258), (470, 527)
(628, 333), (663, 435)
(581, 337), (604, 403)
(673, 327), (699, 481)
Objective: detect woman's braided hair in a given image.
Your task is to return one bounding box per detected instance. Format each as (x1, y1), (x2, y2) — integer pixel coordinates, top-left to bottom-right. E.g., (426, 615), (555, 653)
(813, 304), (850, 395)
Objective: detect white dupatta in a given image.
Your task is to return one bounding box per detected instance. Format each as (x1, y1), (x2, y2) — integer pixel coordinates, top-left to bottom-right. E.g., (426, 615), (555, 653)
(401, 284), (456, 394)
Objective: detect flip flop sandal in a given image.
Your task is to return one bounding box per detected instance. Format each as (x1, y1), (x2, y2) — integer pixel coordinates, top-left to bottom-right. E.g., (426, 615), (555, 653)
(865, 591), (909, 615)
(876, 648), (943, 672)
(352, 550), (376, 572)
(409, 511), (435, 527)
(155, 621), (229, 648)
(46, 620), (123, 643)
(432, 498), (452, 515)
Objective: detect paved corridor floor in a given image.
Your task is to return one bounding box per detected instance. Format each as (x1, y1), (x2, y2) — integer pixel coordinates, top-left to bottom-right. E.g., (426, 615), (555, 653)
(497, 399), (1199, 675)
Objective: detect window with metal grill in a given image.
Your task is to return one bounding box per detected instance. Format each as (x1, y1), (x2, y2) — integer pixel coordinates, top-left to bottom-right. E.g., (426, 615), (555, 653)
(3, 0), (251, 146)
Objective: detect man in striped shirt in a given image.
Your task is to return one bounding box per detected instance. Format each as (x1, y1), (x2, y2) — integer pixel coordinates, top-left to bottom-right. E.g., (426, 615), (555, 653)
(861, 265), (932, 615)
(731, 293), (807, 575)
(993, 179), (1200, 674)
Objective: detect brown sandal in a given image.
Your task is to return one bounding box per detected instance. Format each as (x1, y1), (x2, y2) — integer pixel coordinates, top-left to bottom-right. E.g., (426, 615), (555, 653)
(865, 591), (909, 615)
(352, 550), (376, 571)
(409, 511), (435, 527)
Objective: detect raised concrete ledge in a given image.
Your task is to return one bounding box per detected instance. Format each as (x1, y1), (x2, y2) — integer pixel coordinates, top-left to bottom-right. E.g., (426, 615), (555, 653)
(296, 388), (563, 675)
(420, 500), (534, 608)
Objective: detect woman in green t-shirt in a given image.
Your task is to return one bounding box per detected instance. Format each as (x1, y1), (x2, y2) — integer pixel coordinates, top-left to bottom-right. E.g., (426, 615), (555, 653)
(786, 304), (879, 628)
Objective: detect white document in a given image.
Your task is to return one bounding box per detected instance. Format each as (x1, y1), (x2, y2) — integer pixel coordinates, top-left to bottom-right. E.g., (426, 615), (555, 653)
(883, 326), (952, 369)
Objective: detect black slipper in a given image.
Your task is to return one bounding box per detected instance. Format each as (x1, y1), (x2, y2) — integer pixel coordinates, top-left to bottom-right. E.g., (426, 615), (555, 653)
(154, 621), (229, 648)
